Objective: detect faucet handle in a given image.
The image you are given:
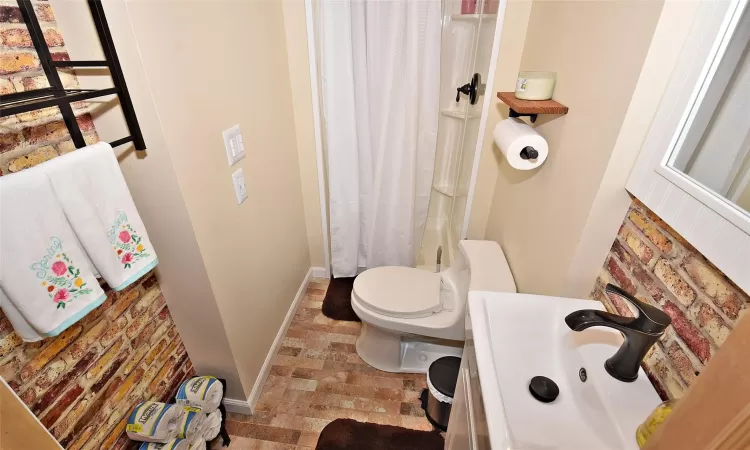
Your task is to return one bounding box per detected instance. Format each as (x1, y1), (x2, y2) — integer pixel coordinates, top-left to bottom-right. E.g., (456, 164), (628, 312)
(605, 284), (671, 333)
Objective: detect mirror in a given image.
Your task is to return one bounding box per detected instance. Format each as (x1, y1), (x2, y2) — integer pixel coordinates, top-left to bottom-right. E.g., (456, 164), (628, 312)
(667, 5), (750, 215)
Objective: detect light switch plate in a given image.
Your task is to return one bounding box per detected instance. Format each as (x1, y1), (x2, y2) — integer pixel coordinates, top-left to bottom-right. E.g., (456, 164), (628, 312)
(223, 125), (245, 166)
(231, 168), (248, 204)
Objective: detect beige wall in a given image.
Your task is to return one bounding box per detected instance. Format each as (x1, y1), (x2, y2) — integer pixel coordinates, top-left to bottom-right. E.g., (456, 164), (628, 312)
(483, 0), (664, 296)
(467, 0), (533, 239)
(52, 0), (313, 401)
(282, 0), (327, 269)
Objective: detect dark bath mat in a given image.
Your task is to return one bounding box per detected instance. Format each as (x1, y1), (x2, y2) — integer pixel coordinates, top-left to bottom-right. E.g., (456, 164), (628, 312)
(322, 277), (361, 322)
(315, 418), (444, 450)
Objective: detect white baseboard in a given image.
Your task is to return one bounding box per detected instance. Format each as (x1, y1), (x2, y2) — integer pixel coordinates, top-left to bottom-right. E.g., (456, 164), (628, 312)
(244, 267), (314, 412)
(311, 266), (328, 279)
(222, 397), (253, 415)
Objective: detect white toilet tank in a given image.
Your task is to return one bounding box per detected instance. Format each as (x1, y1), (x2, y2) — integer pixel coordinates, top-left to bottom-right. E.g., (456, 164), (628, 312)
(444, 241), (517, 299)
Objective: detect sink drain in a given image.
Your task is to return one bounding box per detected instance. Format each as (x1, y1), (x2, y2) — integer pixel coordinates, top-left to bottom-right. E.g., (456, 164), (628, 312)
(579, 368), (588, 382)
(529, 376), (559, 403)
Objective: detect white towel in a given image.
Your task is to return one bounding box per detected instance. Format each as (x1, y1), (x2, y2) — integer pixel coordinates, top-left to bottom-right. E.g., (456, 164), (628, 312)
(0, 168), (106, 340)
(176, 376), (223, 413)
(202, 410), (222, 441)
(176, 407), (206, 441)
(0, 288), (43, 342)
(127, 401), (185, 443)
(41, 142), (158, 291)
(138, 439), (190, 450)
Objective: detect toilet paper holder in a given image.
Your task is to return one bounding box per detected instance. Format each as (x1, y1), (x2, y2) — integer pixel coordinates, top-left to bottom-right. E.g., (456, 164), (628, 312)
(509, 108), (538, 123)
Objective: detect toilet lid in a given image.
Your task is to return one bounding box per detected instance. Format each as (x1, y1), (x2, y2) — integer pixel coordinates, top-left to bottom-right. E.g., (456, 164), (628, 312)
(353, 267), (442, 318)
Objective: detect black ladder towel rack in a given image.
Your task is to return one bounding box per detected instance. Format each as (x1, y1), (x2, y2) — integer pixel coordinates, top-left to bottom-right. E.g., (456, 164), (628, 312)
(0, 0), (145, 151)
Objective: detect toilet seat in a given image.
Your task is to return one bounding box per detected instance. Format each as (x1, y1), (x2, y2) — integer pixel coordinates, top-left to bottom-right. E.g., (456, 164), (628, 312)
(352, 266), (442, 319)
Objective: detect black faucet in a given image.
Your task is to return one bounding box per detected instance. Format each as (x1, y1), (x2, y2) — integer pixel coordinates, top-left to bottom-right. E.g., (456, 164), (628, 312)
(565, 284), (671, 383)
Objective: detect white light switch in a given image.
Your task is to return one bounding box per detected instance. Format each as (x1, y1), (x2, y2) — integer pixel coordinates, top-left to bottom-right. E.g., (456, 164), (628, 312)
(223, 125), (245, 166)
(231, 168), (248, 204)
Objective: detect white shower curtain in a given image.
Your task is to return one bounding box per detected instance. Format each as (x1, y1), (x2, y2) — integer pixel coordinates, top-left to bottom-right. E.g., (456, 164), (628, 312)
(319, 0), (442, 278)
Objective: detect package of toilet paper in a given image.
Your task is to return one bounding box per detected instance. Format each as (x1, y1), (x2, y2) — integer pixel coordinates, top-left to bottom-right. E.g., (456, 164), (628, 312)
(126, 401), (185, 443)
(176, 407), (207, 441)
(188, 439), (207, 450)
(175, 376), (223, 413)
(138, 438), (189, 450)
(202, 409), (222, 441)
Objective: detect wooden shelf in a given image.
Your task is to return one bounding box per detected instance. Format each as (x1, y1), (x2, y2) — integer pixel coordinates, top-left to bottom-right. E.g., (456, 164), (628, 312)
(496, 92), (569, 116)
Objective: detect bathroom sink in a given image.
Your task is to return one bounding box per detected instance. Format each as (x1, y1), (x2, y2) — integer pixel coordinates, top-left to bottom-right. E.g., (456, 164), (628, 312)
(468, 291), (661, 450)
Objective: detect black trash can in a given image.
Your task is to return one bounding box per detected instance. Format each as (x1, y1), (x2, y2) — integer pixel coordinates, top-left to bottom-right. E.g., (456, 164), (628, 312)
(420, 356), (461, 431)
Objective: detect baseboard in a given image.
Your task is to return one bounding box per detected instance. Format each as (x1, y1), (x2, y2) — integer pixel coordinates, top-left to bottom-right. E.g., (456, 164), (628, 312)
(222, 397), (252, 415)
(245, 267), (313, 412)
(311, 266), (328, 279)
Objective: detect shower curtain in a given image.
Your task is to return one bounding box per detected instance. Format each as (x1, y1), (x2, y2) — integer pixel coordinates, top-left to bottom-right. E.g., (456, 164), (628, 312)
(319, 0), (442, 278)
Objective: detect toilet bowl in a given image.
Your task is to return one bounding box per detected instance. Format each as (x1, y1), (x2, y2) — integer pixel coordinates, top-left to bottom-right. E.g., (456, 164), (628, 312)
(351, 240), (516, 373)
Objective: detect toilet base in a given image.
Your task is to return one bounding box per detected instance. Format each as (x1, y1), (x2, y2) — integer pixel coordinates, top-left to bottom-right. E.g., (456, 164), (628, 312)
(356, 322), (463, 373)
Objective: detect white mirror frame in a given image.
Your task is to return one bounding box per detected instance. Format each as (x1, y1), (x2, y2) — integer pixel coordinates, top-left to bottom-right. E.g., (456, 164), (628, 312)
(628, 0), (750, 294)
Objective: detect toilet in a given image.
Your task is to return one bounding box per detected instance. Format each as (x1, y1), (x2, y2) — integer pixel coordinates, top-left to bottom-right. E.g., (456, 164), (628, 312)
(350, 240), (516, 373)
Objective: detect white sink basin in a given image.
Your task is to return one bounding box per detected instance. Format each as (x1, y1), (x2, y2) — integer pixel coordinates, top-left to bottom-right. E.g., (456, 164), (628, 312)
(468, 291), (662, 450)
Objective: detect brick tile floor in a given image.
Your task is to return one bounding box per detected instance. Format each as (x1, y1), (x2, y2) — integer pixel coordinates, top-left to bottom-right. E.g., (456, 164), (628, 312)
(211, 278), (432, 449)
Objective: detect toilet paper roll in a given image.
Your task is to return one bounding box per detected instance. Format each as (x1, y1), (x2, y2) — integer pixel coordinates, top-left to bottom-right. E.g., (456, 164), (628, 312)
(138, 438), (190, 450)
(202, 410), (222, 441)
(127, 402), (185, 443)
(176, 376), (223, 413)
(493, 118), (548, 170)
(176, 408), (207, 441)
(188, 439), (207, 450)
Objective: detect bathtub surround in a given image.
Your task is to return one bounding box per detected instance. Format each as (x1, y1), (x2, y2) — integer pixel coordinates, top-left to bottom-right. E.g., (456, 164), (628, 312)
(591, 199), (749, 400)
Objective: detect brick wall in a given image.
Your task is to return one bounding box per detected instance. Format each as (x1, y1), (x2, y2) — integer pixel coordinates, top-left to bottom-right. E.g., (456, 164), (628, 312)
(591, 198), (749, 401)
(0, 2), (195, 449)
(0, 0), (97, 174)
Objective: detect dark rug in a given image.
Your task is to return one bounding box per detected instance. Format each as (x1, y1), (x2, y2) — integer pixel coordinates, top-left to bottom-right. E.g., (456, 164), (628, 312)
(315, 419), (444, 450)
(321, 277), (361, 322)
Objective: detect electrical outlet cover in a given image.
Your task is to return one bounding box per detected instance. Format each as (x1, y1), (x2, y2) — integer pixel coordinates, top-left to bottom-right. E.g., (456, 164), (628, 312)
(223, 125), (245, 166)
(232, 168), (248, 204)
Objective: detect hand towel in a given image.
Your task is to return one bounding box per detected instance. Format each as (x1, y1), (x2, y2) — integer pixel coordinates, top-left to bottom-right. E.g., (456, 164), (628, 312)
(0, 168), (106, 340)
(176, 407), (206, 441)
(138, 439), (189, 450)
(175, 376), (223, 413)
(41, 142), (158, 291)
(127, 401), (185, 443)
(202, 410), (222, 441)
(0, 288), (44, 342)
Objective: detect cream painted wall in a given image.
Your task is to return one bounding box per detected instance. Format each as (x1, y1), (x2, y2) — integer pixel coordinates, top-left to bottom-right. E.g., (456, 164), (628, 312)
(282, 0), (327, 268)
(467, 0), (533, 239)
(49, 0), (245, 399)
(484, 0), (664, 296)
(122, 0), (311, 397)
(51, 0), (313, 400)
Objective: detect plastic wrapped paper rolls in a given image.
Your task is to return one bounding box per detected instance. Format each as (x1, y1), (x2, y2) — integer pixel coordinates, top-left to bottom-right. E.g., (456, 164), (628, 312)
(177, 408), (207, 441)
(202, 410), (222, 441)
(126, 402), (185, 443)
(138, 439), (190, 450)
(176, 376), (223, 413)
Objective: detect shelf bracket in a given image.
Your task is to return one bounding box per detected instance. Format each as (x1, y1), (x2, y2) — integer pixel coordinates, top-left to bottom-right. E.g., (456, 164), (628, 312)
(508, 108), (538, 123)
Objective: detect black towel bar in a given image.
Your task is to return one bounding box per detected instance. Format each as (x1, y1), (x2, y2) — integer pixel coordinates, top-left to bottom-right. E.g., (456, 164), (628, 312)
(0, 0), (146, 151)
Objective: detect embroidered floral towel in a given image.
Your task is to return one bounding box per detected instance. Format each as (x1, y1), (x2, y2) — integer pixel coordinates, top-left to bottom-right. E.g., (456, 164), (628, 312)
(0, 168), (106, 341)
(41, 142), (158, 291)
